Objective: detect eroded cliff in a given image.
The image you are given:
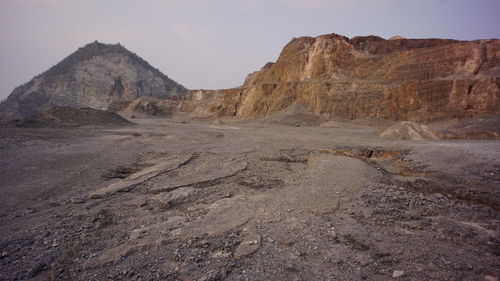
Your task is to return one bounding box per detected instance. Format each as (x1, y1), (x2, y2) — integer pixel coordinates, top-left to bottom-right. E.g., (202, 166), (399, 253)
(188, 34), (500, 121)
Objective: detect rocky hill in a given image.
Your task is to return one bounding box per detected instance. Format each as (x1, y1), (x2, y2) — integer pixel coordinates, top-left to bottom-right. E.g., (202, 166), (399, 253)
(0, 41), (187, 120)
(186, 34), (500, 121)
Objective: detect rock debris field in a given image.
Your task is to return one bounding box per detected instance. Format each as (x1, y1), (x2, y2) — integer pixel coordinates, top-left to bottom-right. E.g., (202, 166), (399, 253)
(0, 117), (499, 281)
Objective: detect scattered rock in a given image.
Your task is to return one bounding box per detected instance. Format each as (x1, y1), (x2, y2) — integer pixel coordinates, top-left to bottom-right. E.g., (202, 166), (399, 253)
(484, 275), (499, 281)
(392, 270), (405, 278)
(23, 208), (36, 214)
(29, 263), (47, 278)
(197, 270), (221, 281)
(48, 200), (61, 207)
(234, 221), (261, 258)
(102, 165), (140, 180)
(123, 198), (147, 208)
(69, 197), (85, 204)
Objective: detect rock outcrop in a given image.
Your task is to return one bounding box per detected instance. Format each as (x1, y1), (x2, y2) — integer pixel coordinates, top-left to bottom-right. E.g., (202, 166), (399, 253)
(185, 34), (500, 121)
(0, 41), (186, 120)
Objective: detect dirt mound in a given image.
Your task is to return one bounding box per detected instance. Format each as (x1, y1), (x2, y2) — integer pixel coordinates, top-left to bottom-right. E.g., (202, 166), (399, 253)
(380, 121), (441, 140)
(14, 106), (132, 128)
(430, 115), (500, 139)
(119, 98), (176, 118)
(264, 103), (325, 127)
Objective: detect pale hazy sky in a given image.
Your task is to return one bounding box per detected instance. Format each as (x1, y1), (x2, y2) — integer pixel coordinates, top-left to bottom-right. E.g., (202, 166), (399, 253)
(1, 0), (499, 99)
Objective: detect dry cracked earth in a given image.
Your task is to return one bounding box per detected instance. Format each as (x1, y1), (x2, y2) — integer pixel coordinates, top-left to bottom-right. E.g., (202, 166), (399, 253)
(0, 118), (499, 281)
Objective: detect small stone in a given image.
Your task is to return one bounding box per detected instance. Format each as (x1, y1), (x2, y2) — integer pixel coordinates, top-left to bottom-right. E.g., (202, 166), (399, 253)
(124, 198), (147, 208)
(292, 248), (302, 257)
(24, 208), (36, 214)
(221, 193), (232, 198)
(484, 275), (498, 281)
(392, 270), (404, 278)
(49, 200), (61, 207)
(267, 238), (275, 243)
(197, 270), (220, 281)
(69, 198), (85, 204)
(29, 263), (47, 277)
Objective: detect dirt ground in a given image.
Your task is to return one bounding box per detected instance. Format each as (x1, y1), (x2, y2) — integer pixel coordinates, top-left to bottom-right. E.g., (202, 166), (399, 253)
(0, 117), (499, 281)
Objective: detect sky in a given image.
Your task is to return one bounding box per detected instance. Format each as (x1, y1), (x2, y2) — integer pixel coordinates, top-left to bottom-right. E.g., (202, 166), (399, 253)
(1, 0), (500, 100)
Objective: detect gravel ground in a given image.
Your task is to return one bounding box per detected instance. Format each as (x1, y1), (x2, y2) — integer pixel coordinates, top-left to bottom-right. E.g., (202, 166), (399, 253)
(0, 118), (498, 281)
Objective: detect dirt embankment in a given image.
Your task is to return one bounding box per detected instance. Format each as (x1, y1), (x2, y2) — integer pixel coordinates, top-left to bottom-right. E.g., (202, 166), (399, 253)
(6, 106), (132, 128)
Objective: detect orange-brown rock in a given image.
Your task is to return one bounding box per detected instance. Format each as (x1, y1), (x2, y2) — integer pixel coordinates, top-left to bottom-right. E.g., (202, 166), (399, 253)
(185, 34), (500, 121)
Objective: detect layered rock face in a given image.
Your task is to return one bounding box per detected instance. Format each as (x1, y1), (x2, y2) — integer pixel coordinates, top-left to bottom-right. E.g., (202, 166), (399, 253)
(189, 34), (500, 121)
(0, 41), (186, 120)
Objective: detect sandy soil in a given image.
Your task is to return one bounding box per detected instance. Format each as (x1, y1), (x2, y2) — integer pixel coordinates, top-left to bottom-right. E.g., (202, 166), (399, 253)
(0, 118), (499, 281)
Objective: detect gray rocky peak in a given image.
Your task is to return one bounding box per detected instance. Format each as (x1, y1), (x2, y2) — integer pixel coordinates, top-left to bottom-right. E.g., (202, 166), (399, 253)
(0, 41), (187, 120)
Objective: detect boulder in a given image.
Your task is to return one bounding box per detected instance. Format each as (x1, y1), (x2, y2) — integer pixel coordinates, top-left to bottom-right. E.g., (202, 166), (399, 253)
(380, 121), (441, 140)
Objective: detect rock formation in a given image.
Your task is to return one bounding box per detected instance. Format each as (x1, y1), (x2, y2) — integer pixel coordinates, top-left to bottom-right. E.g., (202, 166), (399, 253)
(0, 41), (186, 120)
(186, 34), (500, 121)
(2, 34), (499, 123)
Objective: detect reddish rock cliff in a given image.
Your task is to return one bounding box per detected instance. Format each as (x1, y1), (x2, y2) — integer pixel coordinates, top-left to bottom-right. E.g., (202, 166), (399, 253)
(187, 34), (500, 121)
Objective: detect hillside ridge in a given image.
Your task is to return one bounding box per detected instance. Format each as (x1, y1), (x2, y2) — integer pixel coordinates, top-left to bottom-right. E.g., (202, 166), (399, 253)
(0, 41), (187, 120)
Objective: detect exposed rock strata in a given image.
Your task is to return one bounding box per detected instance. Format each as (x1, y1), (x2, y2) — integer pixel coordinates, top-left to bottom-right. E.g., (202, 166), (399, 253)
(0, 41), (186, 120)
(186, 34), (500, 121)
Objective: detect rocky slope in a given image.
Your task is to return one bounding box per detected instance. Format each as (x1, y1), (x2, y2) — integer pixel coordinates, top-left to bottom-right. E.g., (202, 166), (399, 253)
(187, 34), (500, 121)
(0, 41), (187, 120)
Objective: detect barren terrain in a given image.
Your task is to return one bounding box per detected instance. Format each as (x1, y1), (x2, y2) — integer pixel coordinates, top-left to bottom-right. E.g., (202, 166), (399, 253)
(0, 118), (499, 281)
